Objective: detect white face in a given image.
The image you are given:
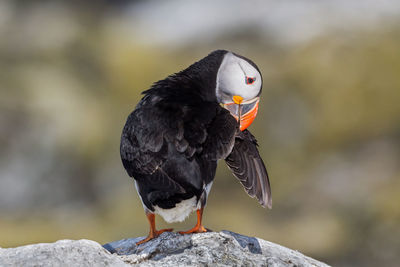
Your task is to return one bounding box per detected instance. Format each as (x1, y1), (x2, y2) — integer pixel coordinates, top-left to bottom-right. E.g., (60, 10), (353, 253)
(216, 52), (262, 104)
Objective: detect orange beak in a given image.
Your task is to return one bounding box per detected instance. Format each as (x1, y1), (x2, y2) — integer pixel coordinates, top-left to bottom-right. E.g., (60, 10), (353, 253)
(223, 96), (259, 131)
(238, 101), (259, 131)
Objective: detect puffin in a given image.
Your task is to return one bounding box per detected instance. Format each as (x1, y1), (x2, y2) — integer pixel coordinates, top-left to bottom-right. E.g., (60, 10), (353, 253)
(120, 50), (271, 245)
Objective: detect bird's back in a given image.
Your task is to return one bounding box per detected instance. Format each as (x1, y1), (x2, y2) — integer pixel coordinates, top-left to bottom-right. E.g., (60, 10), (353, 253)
(120, 91), (238, 211)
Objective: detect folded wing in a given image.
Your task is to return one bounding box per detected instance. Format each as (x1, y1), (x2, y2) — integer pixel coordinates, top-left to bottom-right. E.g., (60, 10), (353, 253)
(225, 130), (272, 208)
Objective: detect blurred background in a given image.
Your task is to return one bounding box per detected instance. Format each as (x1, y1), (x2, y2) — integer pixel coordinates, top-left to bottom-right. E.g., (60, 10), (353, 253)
(1, 0), (400, 266)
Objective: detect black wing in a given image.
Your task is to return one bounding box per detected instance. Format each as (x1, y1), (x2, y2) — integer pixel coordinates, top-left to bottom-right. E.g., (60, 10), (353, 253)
(120, 94), (238, 198)
(225, 130), (272, 208)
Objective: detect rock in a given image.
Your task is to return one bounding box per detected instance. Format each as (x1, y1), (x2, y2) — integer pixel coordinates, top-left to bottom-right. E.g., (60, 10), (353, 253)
(0, 239), (128, 267)
(0, 231), (330, 267)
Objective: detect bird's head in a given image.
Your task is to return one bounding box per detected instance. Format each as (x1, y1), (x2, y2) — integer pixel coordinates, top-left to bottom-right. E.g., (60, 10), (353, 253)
(216, 52), (262, 131)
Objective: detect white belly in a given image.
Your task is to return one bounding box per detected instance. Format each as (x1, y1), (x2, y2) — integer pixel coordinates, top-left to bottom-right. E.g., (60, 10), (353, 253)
(154, 196), (198, 223)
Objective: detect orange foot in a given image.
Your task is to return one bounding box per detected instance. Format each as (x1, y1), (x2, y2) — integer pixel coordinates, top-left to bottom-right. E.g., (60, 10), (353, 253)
(136, 228), (173, 245)
(179, 225), (207, 234)
(179, 208), (208, 234)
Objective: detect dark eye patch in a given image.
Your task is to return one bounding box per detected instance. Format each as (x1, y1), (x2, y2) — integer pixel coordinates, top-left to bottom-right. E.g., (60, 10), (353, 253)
(245, 76), (256, 85)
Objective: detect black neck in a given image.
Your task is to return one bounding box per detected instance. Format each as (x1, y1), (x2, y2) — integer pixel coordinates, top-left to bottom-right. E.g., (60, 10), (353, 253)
(143, 50), (228, 104)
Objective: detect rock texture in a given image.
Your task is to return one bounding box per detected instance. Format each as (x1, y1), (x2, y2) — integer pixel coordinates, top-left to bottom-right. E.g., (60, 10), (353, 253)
(0, 239), (127, 267)
(0, 231), (330, 267)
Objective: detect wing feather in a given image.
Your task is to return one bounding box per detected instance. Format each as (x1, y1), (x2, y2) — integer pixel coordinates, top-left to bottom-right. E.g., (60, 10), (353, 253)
(225, 130), (272, 208)
(120, 95), (238, 194)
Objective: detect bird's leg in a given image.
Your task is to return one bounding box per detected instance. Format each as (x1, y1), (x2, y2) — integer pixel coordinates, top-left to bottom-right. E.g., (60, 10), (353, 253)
(136, 212), (173, 245)
(179, 208), (207, 234)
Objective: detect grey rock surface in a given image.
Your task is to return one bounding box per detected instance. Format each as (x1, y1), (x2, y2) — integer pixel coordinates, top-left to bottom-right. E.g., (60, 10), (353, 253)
(0, 231), (330, 267)
(0, 239), (128, 267)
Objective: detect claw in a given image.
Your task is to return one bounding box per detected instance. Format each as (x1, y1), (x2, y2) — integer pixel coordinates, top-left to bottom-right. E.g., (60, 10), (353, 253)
(179, 208), (207, 235)
(136, 228), (173, 245)
(179, 225), (207, 234)
(136, 212), (174, 246)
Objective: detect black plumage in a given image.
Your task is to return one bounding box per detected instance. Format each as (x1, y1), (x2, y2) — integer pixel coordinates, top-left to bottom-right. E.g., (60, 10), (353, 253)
(120, 50), (271, 241)
(226, 130), (272, 208)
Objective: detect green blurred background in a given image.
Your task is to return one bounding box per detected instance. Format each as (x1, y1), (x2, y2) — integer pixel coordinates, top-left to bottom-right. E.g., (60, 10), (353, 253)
(1, 0), (400, 266)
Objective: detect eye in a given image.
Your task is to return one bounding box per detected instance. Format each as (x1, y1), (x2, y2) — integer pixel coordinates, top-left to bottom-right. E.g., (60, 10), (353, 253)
(245, 76), (256, 85)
